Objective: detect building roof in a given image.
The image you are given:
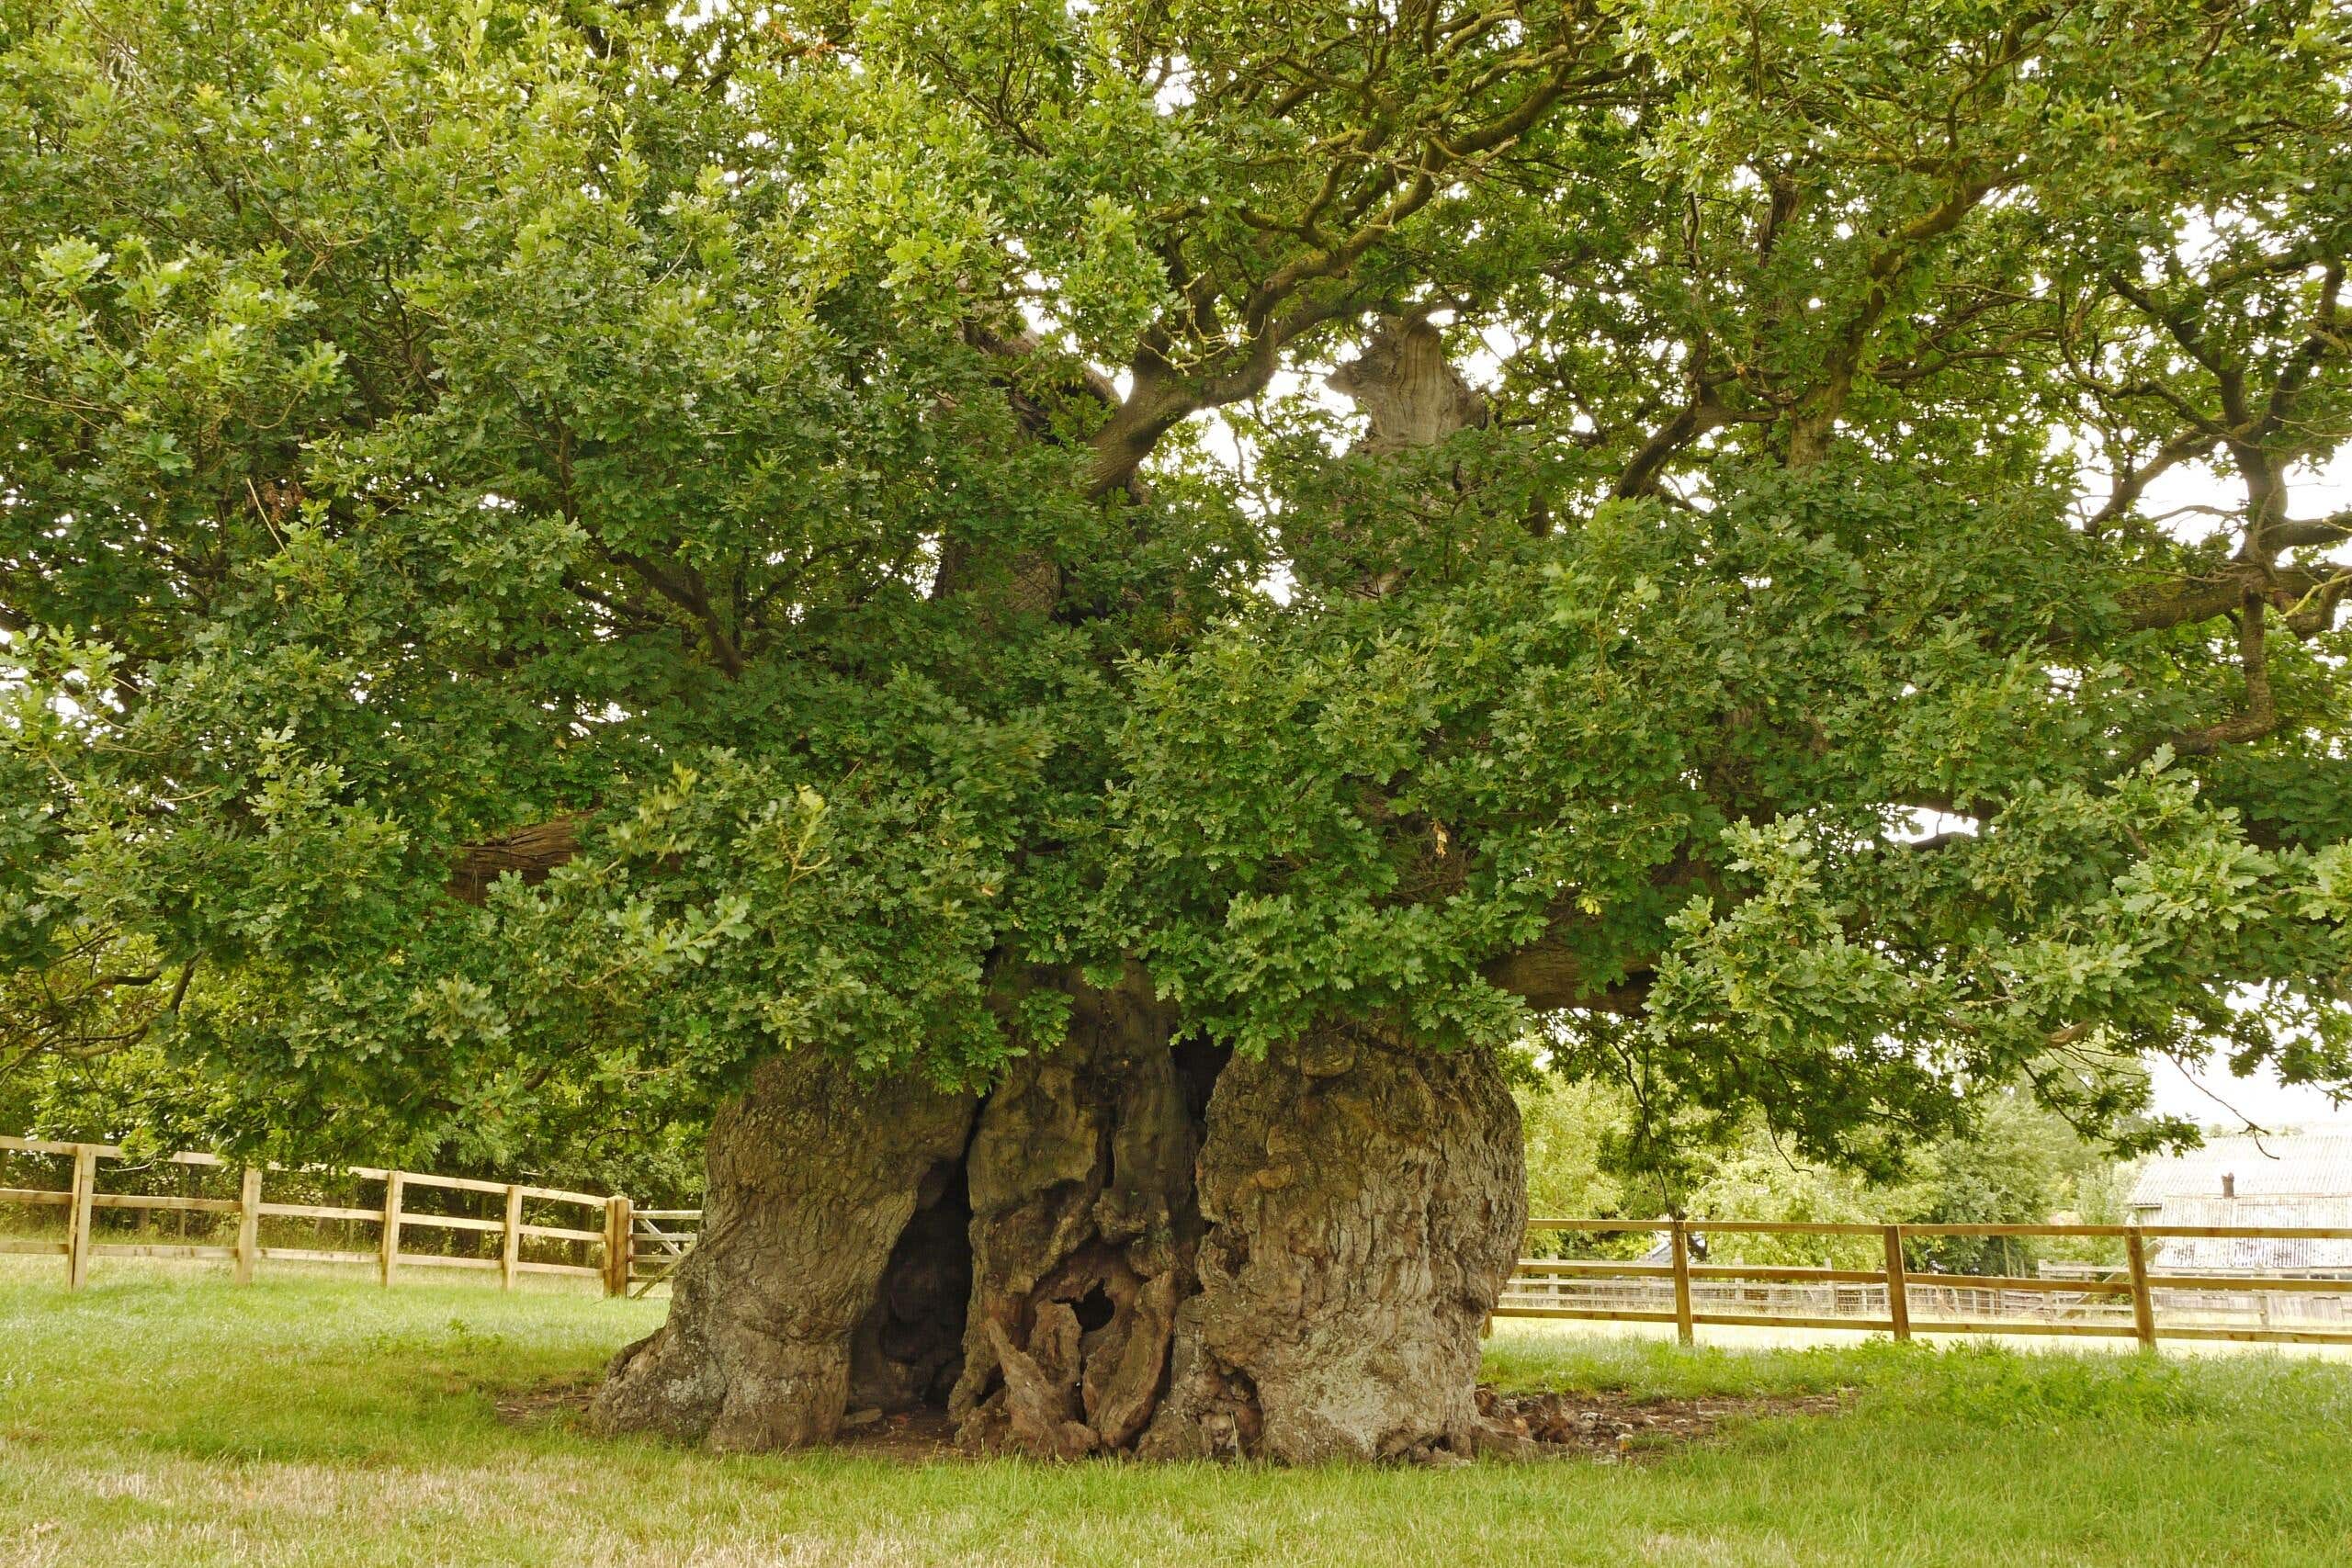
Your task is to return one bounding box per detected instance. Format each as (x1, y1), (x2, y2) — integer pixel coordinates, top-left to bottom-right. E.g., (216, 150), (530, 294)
(2128, 1130), (2352, 1209)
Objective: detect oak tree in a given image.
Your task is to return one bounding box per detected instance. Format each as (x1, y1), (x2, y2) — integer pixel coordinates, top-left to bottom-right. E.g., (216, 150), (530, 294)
(6, 0), (2350, 1459)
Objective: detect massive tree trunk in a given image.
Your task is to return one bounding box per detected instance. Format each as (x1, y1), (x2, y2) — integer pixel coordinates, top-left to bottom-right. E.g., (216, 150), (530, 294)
(590, 317), (1524, 1463)
(594, 988), (1524, 1463)
(1140, 1029), (1525, 1463)
(587, 1049), (976, 1451)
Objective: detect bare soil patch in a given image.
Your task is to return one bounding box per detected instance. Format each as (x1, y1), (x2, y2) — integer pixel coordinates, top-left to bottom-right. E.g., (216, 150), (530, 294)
(491, 1376), (599, 1429)
(492, 1376), (1845, 1462)
(831, 1406), (967, 1461)
(1475, 1384), (1849, 1461)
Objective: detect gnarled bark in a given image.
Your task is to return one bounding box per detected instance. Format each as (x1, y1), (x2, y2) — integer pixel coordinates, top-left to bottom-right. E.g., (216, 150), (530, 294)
(587, 1049), (975, 1451)
(447, 815), (583, 904)
(588, 310), (1527, 1462)
(1328, 316), (1489, 456)
(594, 988), (1523, 1464)
(1140, 1029), (1525, 1463)
(949, 967), (1216, 1458)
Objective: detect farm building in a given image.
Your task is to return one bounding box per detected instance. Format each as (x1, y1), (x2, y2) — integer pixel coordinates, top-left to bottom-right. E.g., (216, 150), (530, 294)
(2127, 1130), (2352, 1272)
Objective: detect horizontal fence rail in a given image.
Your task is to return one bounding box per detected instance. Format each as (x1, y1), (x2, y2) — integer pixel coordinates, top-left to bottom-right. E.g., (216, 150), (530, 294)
(446, 1207), (2352, 1346)
(1498, 1218), (2352, 1350)
(1, 1134), (635, 1296)
(16, 1148), (2348, 1352)
(627, 1209), (702, 1298)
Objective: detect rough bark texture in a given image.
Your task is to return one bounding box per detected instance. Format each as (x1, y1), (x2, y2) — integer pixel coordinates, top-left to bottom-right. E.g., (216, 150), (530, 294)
(1290, 313), (1495, 599)
(1139, 1029), (1526, 1463)
(1327, 315), (1489, 456)
(591, 994), (1523, 1464)
(948, 967), (1218, 1458)
(587, 315), (1526, 1463)
(447, 814), (583, 904)
(587, 1049), (975, 1451)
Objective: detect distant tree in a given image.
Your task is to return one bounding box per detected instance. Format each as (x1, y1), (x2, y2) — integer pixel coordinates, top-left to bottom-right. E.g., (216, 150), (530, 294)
(1520, 1074), (1640, 1224)
(1516, 1071), (2145, 1270)
(1890, 1092), (2106, 1274)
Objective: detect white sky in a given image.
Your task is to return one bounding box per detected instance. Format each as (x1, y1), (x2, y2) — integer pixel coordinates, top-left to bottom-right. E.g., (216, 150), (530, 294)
(2137, 448), (2350, 1133)
(2150, 1051), (2352, 1133)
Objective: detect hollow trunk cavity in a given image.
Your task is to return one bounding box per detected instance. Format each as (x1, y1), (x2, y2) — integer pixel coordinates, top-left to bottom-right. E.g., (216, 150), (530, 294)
(586, 1049), (975, 1451)
(595, 995), (1523, 1463)
(947, 969), (1216, 1458)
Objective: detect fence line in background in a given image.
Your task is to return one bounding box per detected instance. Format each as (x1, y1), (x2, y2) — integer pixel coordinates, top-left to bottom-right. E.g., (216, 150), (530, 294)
(486, 1205), (2352, 1347)
(627, 1209), (703, 1298)
(15, 1147), (2352, 1351)
(0, 1134), (633, 1296)
(1498, 1217), (2352, 1350)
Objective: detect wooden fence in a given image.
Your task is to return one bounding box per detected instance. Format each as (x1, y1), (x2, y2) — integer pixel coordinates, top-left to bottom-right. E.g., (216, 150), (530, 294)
(627, 1209), (702, 1298)
(507, 1208), (2352, 1347)
(17, 1149), (2351, 1352)
(0, 1134), (634, 1295)
(1498, 1218), (2352, 1349)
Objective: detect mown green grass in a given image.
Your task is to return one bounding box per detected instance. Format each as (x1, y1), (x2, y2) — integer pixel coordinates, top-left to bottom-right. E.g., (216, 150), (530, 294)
(2, 1270), (2347, 1567)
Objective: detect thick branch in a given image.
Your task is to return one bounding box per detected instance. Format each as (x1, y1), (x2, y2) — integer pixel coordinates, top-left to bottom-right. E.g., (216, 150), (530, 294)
(2116, 563), (2334, 633)
(448, 815), (585, 904)
(1082, 39), (1619, 497)
(1612, 396), (1726, 499)
(1481, 940), (1652, 1014)
(606, 549), (748, 678)
(2268, 509), (2352, 551)
(1786, 175), (1998, 467)
(1081, 292), (1358, 499)
(2162, 593), (2279, 759)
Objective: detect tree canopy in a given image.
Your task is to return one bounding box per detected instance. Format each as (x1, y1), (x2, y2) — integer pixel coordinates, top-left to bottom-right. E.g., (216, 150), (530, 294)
(6, 0), (2350, 1172)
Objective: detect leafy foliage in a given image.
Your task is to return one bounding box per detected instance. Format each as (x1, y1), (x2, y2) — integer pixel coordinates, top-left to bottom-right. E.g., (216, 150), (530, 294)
(3, 0), (2348, 1171)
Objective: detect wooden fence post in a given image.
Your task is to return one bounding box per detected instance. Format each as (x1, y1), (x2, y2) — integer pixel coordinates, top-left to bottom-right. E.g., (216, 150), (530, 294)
(604, 1196), (632, 1299)
(1669, 1219), (1695, 1348)
(2125, 1226), (2157, 1350)
(66, 1145), (97, 1291)
(234, 1167), (262, 1285)
(502, 1184), (522, 1292)
(1883, 1224), (1912, 1342)
(379, 1170), (405, 1288)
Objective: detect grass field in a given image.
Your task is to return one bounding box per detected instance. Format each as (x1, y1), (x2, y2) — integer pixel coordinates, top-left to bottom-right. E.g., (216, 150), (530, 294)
(3, 1269), (2349, 1567)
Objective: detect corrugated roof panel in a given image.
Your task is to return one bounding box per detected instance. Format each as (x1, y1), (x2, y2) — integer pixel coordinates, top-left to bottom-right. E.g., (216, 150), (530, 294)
(2127, 1131), (2352, 1208)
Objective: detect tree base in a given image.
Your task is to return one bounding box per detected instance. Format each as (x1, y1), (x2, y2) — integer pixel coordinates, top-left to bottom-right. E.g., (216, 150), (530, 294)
(1140, 1030), (1525, 1462)
(586, 1051), (974, 1451)
(594, 1000), (1523, 1463)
